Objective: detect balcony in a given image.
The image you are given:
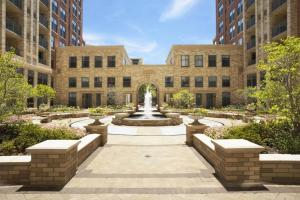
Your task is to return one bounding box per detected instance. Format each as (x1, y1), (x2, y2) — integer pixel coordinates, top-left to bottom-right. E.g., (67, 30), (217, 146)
(248, 59), (256, 66)
(272, 21), (287, 37)
(39, 58), (47, 65)
(246, 17), (255, 29)
(39, 15), (49, 28)
(40, 0), (49, 7)
(246, 0), (255, 9)
(247, 39), (256, 50)
(8, 0), (22, 9)
(6, 46), (21, 56)
(6, 18), (22, 36)
(272, 0), (286, 11)
(39, 38), (48, 49)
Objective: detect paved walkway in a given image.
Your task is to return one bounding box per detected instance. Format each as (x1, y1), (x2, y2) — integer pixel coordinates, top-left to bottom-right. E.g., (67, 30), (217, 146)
(1, 128), (300, 199)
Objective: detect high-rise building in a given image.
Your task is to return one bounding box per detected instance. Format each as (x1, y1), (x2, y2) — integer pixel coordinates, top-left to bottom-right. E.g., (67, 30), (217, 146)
(0, 0), (52, 107)
(215, 0), (300, 88)
(243, 0), (300, 87)
(214, 0), (244, 45)
(50, 0), (84, 68)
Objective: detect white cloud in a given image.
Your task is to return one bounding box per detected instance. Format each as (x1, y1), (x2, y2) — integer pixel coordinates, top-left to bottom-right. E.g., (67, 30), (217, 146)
(83, 32), (158, 54)
(160, 0), (200, 22)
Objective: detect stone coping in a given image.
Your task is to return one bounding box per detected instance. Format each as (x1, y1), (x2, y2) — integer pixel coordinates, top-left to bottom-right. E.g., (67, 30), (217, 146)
(78, 134), (100, 151)
(260, 154), (300, 162)
(194, 134), (215, 150)
(26, 140), (80, 154)
(212, 139), (264, 153)
(0, 156), (31, 165)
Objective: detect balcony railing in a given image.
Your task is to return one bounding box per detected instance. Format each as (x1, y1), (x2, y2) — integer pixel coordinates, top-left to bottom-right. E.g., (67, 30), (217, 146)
(39, 38), (48, 49)
(39, 58), (47, 65)
(39, 15), (49, 28)
(272, 21), (287, 37)
(248, 59), (256, 66)
(6, 46), (21, 56)
(246, 17), (255, 29)
(246, 0), (255, 8)
(272, 0), (286, 11)
(247, 39), (256, 49)
(9, 0), (22, 9)
(40, 0), (49, 7)
(6, 18), (22, 36)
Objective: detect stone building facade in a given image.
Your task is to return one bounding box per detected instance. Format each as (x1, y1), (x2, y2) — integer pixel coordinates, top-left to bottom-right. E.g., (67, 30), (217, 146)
(54, 45), (244, 108)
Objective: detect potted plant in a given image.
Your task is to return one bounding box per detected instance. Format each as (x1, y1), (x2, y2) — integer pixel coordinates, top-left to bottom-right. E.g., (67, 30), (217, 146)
(88, 107), (108, 125)
(188, 108), (208, 125)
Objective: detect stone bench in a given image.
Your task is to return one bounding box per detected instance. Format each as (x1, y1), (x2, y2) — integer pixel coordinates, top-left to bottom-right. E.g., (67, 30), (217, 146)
(260, 154), (300, 184)
(0, 156), (31, 185)
(77, 134), (101, 165)
(193, 134), (218, 167)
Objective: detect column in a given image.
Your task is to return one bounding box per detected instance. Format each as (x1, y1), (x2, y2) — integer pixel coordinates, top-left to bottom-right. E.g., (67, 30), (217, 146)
(33, 71), (38, 108)
(185, 124), (209, 146)
(212, 139), (264, 189)
(26, 140), (80, 188)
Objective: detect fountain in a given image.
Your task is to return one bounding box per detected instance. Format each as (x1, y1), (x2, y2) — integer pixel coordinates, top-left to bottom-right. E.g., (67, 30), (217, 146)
(143, 90), (152, 119)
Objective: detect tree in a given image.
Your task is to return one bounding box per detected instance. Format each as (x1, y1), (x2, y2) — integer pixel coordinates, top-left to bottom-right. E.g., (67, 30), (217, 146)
(172, 90), (194, 108)
(254, 37), (300, 134)
(31, 84), (56, 108)
(0, 51), (32, 121)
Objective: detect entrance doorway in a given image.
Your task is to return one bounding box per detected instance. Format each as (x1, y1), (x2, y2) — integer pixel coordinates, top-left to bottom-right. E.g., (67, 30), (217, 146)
(82, 93), (92, 108)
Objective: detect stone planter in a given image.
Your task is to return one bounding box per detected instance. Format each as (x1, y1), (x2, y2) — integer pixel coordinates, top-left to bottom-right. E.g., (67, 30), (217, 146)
(89, 114), (105, 125)
(188, 115), (204, 125)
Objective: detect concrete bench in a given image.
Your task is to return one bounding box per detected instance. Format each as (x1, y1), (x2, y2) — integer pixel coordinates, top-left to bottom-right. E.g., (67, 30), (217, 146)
(192, 134), (218, 167)
(0, 156), (31, 185)
(260, 154), (300, 184)
(77, 134), (101, 165)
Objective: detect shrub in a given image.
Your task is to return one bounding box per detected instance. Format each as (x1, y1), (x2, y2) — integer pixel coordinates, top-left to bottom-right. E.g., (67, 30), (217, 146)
(172, 90), (194, 108)
(0, 123), (79, 155)
(223, 120), (300, 154)
(49, 105), (80, 113)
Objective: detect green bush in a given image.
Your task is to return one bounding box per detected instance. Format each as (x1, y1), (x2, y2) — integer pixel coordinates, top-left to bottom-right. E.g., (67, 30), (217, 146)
(49, 105), (80, 113)
(172, 90), (194, 108)
(223, 120), (300, 154)
(0, 123), (79, 155)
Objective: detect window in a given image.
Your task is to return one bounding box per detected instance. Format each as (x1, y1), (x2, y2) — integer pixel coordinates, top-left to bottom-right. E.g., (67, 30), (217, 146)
(107, 77), (116, 88)
(38, 73), (48, 85)
(60, 7), (66, 21)
(208, 76), (217, 87)
(220, 35), (224, 44)
(69, 77), (77, 88)
(218, 2), (224, 17)
(68, 92), (77, 107)
(164, 93), (173, 103)
(107, 56), (116, 67)
(71, 34), (77, 45)
(222, 55), (230, 67)
(181, 76), (190, 87)
(247, 74), (257, 87)
(96, 94), (101, 107)
(94, 77), (102, 88)
(238, 38), (243, 45)
(195, 93), (202, 107)
(238, 19), (243, 33)
(237, 0), (243, 15)
(222, 76), (230, 87)
(50, 34), (54, 48)
(28, 70), (34, 86)
(181, 55), (189, 67)
(82, 56), (89, 68)
(69, 57), (77, 68)
(123, 77), (131, 87)
(51, 18), (57, 32)
(107, 92), (116, 105)
(59, 24), (66, 38)
(72, 20), (77, 32)
(95, 56), (102, 68)
(229, 25), (236, 39)
(52, 0), (58, 13)
(195, 76), (203, 87)
(81, 77), (89, 88)
(219, 21), (224, 33)
(222, 92), (231, 107)
(208, 55), (217, 67)
(195, 55), (203, 67)
(165, 76), (174, 87)
(229, 9), (235, 23)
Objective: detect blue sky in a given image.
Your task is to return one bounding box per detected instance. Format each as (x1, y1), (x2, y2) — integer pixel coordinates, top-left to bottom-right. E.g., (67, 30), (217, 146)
(83, 0), (215, 64)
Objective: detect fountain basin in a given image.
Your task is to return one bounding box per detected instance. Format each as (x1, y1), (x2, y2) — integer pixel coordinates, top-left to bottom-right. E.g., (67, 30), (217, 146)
(112, 111), (183, 126)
